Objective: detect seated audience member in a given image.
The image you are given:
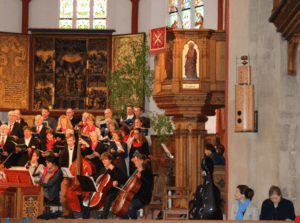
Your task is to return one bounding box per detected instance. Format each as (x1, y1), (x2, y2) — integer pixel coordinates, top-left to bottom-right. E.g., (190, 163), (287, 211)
(83, 114), (101, 140)
(215, 143), (225, 156)
(38, 155), (62, 203)
(81, 131), (106, 173)
(7, 110), (23, 140)
(110, 130), (128, 177)
(122, 154), (153, 220)
(66, 108), (80, 128)
(231, 185), (259, 220)
(129, 128), (149, 175)
(204, 143), (225, 166)
(14, 109), (28, 127)
(16, 126), (41, 166)
(33, 115), (47, 141)
(105, 121), (119, 140)
(27, 150), (44, 184)
(0, 125), (15, 168)
(260, 185), (295, 220)
(42, 108), (57, 131)
(134, 106), (150, 128)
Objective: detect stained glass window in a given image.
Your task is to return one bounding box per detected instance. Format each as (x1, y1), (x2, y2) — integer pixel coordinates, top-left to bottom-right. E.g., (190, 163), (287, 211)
(182, 9), (191, 29)
(60, 20), (73, 29)
(77, 0), (90, 18)
(77, 20), (90, 29)
(169, 0), (178, 29)
(195, 0), (203, 7)
(59, 0), (107, 29)
(94, 0), (107, 18)
(182, 0), (191, 10)
(60, 0), (73, 18)
(195, 0), (204, 29)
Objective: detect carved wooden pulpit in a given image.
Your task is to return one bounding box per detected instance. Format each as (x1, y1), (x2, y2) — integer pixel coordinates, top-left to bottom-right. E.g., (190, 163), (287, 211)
(153, 29), (226, 196)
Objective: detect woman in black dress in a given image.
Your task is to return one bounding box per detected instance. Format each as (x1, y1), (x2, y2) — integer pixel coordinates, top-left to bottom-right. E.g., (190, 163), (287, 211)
(129, 128), (149, 175)
(109, 130), (128, 177)
(80, 131), (106, 173)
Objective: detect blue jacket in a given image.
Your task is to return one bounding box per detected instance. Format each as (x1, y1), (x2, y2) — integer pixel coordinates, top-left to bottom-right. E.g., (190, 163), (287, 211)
(40, 166), (62, 200)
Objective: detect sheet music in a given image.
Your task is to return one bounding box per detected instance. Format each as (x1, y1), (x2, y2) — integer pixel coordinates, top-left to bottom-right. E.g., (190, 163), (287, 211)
(61, 167), (74, 178)
(161, 143), (173, 159)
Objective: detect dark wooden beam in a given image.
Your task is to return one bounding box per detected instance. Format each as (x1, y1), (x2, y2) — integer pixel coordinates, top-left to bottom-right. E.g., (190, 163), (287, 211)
(130, 0), (140, 34)
(218, 0), (224, 30)
(21, 0), (31, 34)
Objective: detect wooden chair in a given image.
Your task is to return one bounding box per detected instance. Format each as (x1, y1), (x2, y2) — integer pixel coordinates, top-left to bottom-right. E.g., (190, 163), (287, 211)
(162, 186), (190, 220)
(142, 172), (167, 219)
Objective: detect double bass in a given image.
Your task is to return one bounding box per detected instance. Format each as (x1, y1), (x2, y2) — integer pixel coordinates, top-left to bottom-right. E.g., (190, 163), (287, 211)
(111, 156), (151, 217)
(66, 122), (96, 212)
(82, 157), (121, 210)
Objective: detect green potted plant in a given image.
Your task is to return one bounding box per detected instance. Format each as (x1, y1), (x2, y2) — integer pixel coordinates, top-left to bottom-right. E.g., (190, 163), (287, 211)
(106, 38), (174, 149)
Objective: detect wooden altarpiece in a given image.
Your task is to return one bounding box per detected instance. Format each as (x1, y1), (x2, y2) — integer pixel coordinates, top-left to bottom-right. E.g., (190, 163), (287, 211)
(0, 29), (144, 121)
(153, 29), (226, 201)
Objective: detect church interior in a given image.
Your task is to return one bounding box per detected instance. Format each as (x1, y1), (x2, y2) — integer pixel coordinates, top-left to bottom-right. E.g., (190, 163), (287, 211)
(0, 0), (299, 221)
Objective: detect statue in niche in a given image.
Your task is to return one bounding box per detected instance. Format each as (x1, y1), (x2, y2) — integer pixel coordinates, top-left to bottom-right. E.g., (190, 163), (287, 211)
(88, 51), (107, 74)
(34, 54), (54, 73)
(165, 41), (173, 80)
(183, 42), (199, 80)
(75, 76), (85, 94)
(191, 157), (223, 220)
(87, 89), (106, 109)
(56, 78), (65, 95)
(34, 87), (52, 109)
(56, 59), (66, 78)
(66, 66), (75, 92)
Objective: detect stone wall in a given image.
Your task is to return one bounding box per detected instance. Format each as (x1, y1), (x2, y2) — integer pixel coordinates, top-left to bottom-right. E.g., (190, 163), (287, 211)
(228, 0), (300, 216)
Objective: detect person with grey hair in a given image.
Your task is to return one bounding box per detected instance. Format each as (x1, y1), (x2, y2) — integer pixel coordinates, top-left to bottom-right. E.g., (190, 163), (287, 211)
(66, 108), (80, 128)
(14, 109), (28, 127)
(33, 115), (47, 141)
(0, 124), (15, 168)
(7, 110), (23, 139)
(99, 109), (118, 137)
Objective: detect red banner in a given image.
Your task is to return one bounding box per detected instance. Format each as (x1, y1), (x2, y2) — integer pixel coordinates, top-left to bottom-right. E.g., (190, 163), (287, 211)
(149, 27), (166, 55)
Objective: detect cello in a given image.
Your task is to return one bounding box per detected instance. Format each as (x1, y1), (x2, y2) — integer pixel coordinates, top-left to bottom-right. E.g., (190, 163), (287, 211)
(66, 122), (96, 212)
(82, 157), (121, 210)
(111, 155), (151, 217)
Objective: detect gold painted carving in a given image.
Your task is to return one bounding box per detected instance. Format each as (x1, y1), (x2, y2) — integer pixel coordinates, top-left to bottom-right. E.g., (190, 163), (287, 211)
(0, 33), (29, 110)
(23, 195), (39, 218)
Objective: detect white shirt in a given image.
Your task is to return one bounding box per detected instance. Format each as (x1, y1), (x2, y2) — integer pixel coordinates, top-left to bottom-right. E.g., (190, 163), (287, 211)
(25, 136), (32, 147)
(68, 147), (74, 168)
(1, 135), (7, 146)
(127, 114), (134, 120)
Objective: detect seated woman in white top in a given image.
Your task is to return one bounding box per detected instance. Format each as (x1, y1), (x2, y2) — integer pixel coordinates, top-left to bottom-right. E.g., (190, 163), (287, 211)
(231, 185), (259, 220)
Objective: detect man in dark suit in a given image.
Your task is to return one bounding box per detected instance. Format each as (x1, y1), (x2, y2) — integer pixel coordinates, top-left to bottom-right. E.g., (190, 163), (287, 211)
(134, 106), (151, 128)
(59, 134), (91, 218)
(14, 109), (28, 127)
(33, 115), (47, 141)
(66, 108), (80, 128)
(7, 110), (24, 140)
(120, 105), (136, 130)
(0, 125), (15, 168)
(15, 126), (41, 166)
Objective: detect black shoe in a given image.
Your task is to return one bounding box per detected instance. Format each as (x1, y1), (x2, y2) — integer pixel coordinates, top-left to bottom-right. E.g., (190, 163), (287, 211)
(155, 211), (163, 220)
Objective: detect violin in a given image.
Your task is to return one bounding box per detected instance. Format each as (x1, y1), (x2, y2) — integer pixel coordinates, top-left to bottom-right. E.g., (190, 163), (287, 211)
(82, 157), (121, 210)
(111, 155), (151, 217)
(66, 122), (96, 212)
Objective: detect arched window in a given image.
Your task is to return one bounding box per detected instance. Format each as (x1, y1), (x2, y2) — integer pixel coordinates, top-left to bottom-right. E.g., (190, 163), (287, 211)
(59, 0), (107, 29)
(168, 0), (204, 29)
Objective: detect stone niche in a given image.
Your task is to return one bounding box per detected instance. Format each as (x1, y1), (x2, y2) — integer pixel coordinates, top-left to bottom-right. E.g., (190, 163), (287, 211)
(153, 29), (226, 198)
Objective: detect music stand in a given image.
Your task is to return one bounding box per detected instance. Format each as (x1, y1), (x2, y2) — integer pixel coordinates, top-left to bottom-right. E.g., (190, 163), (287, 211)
(76, 175), (98, 219)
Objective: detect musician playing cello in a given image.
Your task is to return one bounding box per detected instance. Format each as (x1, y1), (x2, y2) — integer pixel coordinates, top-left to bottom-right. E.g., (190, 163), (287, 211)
(82, 152), (126, 219)
(122, 153), (153, 220)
